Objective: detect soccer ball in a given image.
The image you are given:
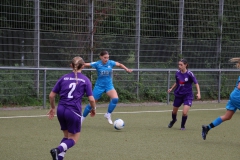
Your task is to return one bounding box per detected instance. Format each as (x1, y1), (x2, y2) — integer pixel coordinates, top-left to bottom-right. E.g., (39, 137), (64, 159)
(113, 119), (125, 130)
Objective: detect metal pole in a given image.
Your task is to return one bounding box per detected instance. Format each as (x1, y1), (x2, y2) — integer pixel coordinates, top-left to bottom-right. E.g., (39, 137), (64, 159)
(21, 31), (25, 66)
(43, 70), (47, 109)
(178, 0), (184, 55)
(167, 70), (170, 105)
(217, 0), (224, 69)
(88, 0), (94, 82)
(135, 0), (141, 99)
(34, 0), (40, 97)
(88, 0), (94, 62)
(218, 71), (221, 103)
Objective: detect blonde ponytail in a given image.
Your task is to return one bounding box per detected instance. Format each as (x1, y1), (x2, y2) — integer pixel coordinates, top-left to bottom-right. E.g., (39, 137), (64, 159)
(71, 56), (85, 84)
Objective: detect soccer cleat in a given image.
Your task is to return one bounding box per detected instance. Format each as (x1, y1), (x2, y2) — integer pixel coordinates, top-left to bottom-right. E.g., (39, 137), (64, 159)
(168, 120), (177, 128)
(180, 128), (186, 130)
(104, 113), (113, 124)
(50, 148), (59, 160)
(202, 125), (209, 140)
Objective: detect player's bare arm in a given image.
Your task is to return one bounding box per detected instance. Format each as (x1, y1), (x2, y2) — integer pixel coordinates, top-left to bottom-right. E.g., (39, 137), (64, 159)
(168, 83), (176, 93)
(84, 63), (91, 67)
(115, 62), (132, 73)
(47, 91), (57, 119)
(195, 83), (201, 99)
(89, 95), (96, 117)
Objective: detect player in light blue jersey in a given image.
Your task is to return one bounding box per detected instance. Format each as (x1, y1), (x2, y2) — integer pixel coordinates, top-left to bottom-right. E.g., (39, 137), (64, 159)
(202, 58), (240, 140)
(82, 51), (132, 124)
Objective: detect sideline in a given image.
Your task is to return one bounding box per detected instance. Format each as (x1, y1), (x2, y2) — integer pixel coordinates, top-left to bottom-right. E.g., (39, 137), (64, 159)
(0, 107), (225, 119)
(0, 100), (228, 111)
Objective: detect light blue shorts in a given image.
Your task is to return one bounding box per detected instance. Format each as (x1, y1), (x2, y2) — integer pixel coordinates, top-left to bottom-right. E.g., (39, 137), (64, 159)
(93, 84), (115, 100)
(225, 99), (240, 112)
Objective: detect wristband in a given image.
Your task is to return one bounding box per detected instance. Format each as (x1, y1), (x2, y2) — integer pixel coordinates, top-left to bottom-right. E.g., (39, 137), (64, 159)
(92, 107), (96, 110)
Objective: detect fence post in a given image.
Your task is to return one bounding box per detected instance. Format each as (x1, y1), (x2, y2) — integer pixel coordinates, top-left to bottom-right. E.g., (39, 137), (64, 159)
(88, 0), (94, 62)
(34, 0), (40, 98)
(218, 70), (221, 103)
(217, 0), (224, 69)
(43, 69), (47, 109)
(178, 0), (184, 55)
(167, 70), (171, 105)
(135, 0), (141, 99)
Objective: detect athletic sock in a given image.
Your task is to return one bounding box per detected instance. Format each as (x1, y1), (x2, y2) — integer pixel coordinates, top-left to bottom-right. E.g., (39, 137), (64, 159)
(58, 138), (68, 160)
(82, 104), (92, 118)
(57, 139), (75, 153)
(172, 112), (177, 121)
(208, 116), (223, 130)
(181, 115), (188, 128)
(107, 98), (119, 113)
(60, 138), (68, 143)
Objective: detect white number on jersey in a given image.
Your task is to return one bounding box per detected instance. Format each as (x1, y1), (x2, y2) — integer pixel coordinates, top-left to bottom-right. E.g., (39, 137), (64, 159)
(68, 83), (76, 98)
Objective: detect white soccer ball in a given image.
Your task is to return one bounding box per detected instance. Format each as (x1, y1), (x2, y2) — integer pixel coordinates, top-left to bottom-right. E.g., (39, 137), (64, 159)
(113, 119), (125, 130)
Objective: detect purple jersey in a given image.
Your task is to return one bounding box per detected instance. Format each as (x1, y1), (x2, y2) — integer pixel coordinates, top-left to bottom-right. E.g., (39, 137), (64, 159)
(52, 72), (93, 115)
(174, 70), (198, 96)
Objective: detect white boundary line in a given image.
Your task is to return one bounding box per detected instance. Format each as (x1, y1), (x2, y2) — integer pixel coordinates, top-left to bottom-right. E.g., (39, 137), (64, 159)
(0, 108), (225, 119)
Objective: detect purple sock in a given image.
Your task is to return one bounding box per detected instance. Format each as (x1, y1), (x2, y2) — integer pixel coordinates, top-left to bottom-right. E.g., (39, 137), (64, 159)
(181, 115), (188, 128)
(172, 112), (177, 121)
(57, 137), (68, 159)
(60, 138), (68, 143)
(57, 139), (75, 153)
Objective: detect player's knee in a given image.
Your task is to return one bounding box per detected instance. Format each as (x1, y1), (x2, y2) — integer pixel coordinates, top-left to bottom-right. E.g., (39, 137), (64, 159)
(111, 98), (119, 104)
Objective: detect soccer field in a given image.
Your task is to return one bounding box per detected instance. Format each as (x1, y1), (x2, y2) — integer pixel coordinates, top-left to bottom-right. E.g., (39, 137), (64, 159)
(0, 102), (239, 160)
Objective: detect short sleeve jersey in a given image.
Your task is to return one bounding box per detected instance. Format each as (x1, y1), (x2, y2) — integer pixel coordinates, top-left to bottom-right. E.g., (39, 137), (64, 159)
(230, 76), (240, 102)
(52, 72), (93, 114)
(174, 70), (198, 96)
(90, 60), (116, 86)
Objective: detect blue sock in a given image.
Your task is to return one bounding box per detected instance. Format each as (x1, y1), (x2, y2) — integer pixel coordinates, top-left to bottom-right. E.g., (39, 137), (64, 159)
(208, 117), (223, 130)
(83, 104), (92, 117)
(108, 98), (119, 113)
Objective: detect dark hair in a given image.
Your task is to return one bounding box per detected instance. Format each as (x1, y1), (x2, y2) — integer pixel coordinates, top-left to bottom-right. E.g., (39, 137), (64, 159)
(179, 58), (189, 69)
(99, 51), (109, 56)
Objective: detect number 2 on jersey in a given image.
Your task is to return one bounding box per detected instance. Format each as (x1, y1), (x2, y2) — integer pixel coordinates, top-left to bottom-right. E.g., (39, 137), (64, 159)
(68, 83), (76, 98)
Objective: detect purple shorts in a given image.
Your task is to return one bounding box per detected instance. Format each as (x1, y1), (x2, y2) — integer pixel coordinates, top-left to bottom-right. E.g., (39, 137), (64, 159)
(57, 105), (81, 134)
(173, 93), (193, 107)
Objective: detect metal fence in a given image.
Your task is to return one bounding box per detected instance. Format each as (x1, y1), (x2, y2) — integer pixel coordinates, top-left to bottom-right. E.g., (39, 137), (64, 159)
(0, 67), (239, 108)
(1, 0), (240, 68)
(0, 0), (240, 106)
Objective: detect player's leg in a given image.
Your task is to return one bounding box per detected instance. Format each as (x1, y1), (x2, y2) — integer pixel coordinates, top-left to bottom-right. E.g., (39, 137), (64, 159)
(181, 97), (193, 130)
(81, 85), (102, 122)
(104, 88), (119, 124)
(168, 97), (182, 128)
(181, 105), (190, 130)
(51, 108), (81, 159)
(50, 105), (68, 160)
(202, 100), (236, 140)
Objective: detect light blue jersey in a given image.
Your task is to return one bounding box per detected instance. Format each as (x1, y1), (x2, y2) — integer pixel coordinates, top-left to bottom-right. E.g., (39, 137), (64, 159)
(90, 60), (116, 99)
(226, 76), (240, 112)
(91, 60), (116, 86)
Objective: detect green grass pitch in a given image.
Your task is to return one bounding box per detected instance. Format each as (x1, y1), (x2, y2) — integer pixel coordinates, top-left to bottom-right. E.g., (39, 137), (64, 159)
(0, 102), (239, 160)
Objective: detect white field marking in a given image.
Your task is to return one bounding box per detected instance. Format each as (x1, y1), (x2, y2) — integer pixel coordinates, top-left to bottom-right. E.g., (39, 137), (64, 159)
(0, 108), (225, 119)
